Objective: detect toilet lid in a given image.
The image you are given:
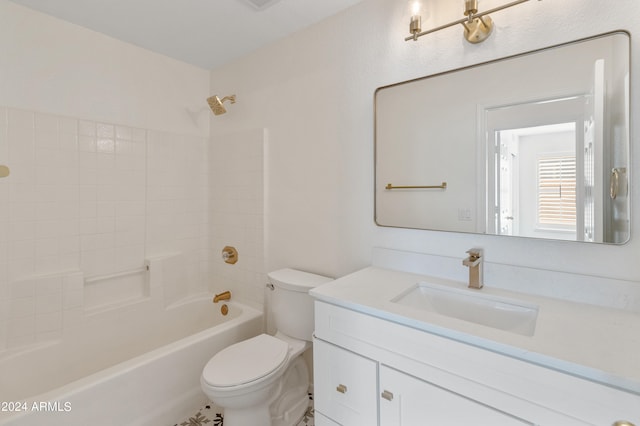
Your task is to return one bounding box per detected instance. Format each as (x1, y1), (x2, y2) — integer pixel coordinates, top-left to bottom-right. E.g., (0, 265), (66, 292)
(202, 334), (289, 387)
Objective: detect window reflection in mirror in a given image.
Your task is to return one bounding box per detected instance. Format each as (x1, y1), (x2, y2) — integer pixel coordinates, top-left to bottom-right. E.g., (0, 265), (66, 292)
(375, 32), (630, 244)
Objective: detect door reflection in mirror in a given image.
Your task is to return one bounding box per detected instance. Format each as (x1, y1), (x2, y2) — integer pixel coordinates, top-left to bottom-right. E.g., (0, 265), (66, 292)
(375, 32), (630, 244)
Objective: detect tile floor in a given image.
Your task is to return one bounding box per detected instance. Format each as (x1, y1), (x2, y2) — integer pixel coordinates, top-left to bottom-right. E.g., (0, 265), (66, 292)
(174, 394), (314, 426)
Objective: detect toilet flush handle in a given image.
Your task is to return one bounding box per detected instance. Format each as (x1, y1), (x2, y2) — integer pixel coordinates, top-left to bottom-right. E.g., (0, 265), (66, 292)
(266, 282), (275, 290)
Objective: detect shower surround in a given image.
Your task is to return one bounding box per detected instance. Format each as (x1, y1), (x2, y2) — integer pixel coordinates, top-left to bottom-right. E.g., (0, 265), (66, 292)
(0, 106), (209, 353)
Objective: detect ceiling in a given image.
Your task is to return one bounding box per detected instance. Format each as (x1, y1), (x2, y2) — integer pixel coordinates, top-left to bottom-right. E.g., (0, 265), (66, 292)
(8, 0), (365, 70)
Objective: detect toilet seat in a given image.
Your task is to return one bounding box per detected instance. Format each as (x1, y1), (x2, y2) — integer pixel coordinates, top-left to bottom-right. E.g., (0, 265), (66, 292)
(202, 334), (289, 388)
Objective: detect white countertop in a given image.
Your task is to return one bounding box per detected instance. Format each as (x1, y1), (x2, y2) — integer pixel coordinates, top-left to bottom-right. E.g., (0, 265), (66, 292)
(310, 266), (640, 394)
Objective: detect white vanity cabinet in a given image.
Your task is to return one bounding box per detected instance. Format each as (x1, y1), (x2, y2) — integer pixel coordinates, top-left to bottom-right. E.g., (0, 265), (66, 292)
(379, 365), (529, 425)
(313, 301), (640, 426)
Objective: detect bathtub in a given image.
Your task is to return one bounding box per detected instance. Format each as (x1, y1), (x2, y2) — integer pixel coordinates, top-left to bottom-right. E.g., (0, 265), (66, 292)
(0, 296), (263, 426)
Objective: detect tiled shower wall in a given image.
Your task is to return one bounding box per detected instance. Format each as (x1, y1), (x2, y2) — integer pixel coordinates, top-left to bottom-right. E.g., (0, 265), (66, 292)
(209, 129), (265, 309)
(0, 107), (209, 351)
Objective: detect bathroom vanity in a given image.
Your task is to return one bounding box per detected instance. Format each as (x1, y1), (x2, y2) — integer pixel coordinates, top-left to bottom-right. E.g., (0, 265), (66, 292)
(310, 267), (640, 425)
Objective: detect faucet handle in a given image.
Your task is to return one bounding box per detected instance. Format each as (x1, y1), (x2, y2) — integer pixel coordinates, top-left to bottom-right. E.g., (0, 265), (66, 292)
(466, 248), (483, 258)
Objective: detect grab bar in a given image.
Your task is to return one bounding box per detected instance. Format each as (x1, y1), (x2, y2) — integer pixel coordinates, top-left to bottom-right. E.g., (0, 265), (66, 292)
(385, 182), (447, 190)
(85, 265), (149, 284)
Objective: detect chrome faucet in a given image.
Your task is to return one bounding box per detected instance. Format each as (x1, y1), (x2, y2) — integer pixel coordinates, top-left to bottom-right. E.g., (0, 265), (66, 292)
(462, 248), (483, 289)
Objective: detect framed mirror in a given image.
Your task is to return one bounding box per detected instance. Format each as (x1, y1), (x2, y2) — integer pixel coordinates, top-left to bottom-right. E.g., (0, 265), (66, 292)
(375, 32), (630, 244)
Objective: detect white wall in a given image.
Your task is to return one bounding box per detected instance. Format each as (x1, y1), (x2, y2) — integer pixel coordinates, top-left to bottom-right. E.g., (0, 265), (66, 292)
(209, 0), (640, 290)
(0, 1), (210, 137)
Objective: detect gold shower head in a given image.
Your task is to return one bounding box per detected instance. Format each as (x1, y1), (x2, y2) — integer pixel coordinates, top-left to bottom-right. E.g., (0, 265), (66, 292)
(207, 94), (236, 115)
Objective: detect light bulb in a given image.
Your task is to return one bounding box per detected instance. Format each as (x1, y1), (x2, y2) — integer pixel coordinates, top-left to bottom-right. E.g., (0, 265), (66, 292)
(408, 0), (423, 37)
(409, 0), (422, 17)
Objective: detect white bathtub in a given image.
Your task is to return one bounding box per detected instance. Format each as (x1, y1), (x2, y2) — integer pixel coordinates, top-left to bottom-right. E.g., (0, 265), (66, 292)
(0, 296), (263, 426)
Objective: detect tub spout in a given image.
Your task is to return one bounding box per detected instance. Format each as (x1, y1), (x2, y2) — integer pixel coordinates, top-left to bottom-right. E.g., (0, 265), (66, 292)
(213, 291), (231, 303)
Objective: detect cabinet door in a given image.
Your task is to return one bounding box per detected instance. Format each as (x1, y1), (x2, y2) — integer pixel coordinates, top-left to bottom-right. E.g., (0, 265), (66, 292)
(314, 338), (378, 426)
(379, 366), (531, 425)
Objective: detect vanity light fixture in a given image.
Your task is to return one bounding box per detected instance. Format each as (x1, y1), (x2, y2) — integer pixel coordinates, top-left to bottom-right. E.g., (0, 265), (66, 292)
(406, 0), (539, 44)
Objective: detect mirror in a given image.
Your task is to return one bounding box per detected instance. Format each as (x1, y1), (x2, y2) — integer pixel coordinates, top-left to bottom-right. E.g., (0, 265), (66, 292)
(375, 32), (630, 244)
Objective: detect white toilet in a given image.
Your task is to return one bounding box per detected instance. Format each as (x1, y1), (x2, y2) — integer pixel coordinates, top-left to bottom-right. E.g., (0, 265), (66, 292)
(200, 268), (332, 426)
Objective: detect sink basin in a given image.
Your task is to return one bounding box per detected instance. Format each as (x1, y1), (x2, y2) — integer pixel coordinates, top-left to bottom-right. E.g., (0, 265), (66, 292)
(391, 282), (539, 336)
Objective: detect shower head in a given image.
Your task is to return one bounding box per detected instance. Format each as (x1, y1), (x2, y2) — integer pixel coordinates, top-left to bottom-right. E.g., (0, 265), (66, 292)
(207, 94), (236, 116)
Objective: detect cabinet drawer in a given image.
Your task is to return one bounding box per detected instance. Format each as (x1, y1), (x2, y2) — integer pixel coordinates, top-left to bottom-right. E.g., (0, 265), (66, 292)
(314, 338), (378, 426)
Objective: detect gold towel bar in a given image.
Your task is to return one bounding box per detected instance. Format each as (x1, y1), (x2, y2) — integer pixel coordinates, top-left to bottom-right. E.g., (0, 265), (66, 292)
(385, 182), (447, 190)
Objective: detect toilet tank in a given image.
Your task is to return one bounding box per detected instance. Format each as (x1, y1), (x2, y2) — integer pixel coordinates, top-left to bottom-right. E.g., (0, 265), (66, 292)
(268, 268), (333, 341)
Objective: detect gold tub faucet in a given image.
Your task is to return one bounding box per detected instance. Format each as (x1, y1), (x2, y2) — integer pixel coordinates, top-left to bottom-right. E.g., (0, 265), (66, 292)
(213, 291), (231, 303)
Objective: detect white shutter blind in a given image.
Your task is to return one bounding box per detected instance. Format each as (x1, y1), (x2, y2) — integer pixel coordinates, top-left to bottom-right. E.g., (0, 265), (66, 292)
(538, 156), (576, 226)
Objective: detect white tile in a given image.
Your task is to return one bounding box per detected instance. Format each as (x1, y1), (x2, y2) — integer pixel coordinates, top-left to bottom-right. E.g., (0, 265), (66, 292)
(78, 120), (96, 136)
(7, 315), (35, 348)
(79, 152), (98, 171)
(91, 248), (116, 275)
(116, 229), (145, 247)
(115, 245), (145, 270)
(96, 153), (115, 170)
(116, 201), (146, 217)
(115, 126), (132, 141)
(35, 130), (59, 150)
(8, 135), (35, 165)
(96, 202), (116, 217)
(96, 138), (115, 154)
(96, 123), (114, 138)
(0, 108), (8, 159)
(59, 132), (78, 152)
(58, 236), (80, 255)
(63, 289), (83, 309)
(35, 238), (59, 258)
(131, 128), (146, 142)
(9, 239), (34, 260)
(63, 273), (84, 291)
(8, 258), (35, 280)
(10, 202), (37, 222)
(10, 296), (35, 319)
(97, 184), (117, 203)
(80, 251), (98, 276)
(59, 253), (80, 270)
(79, 185), (98, 202)
(36, 310), (62, 333)
(79, 201), (97, 219)
(36, 276), (63, 294)
(8, 109), (34, 132)
(36, 290), (62, 315)
(36, 220), (73, 239)
(63, 308), (83, 329)
(36, 329), (62, 343)
(58, 117), (77, 135)
(80, 168), (98, 185)
(95, 216), (115, 234)
(79, 135), (97, 152)
(115, 139), (132, 156)
(35, 111), (58, 132)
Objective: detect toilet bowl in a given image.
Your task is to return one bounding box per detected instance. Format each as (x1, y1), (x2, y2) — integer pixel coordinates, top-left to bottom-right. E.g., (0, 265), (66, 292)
(200, 269), (332, 426)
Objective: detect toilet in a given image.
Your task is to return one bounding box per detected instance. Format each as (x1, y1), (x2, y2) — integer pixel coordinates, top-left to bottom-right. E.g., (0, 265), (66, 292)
(200, 268), (333, 426)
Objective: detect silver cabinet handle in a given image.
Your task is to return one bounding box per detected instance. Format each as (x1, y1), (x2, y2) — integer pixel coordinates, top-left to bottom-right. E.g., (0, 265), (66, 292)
(336, 384), (347, 394)
(381, 390), (394, 401)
